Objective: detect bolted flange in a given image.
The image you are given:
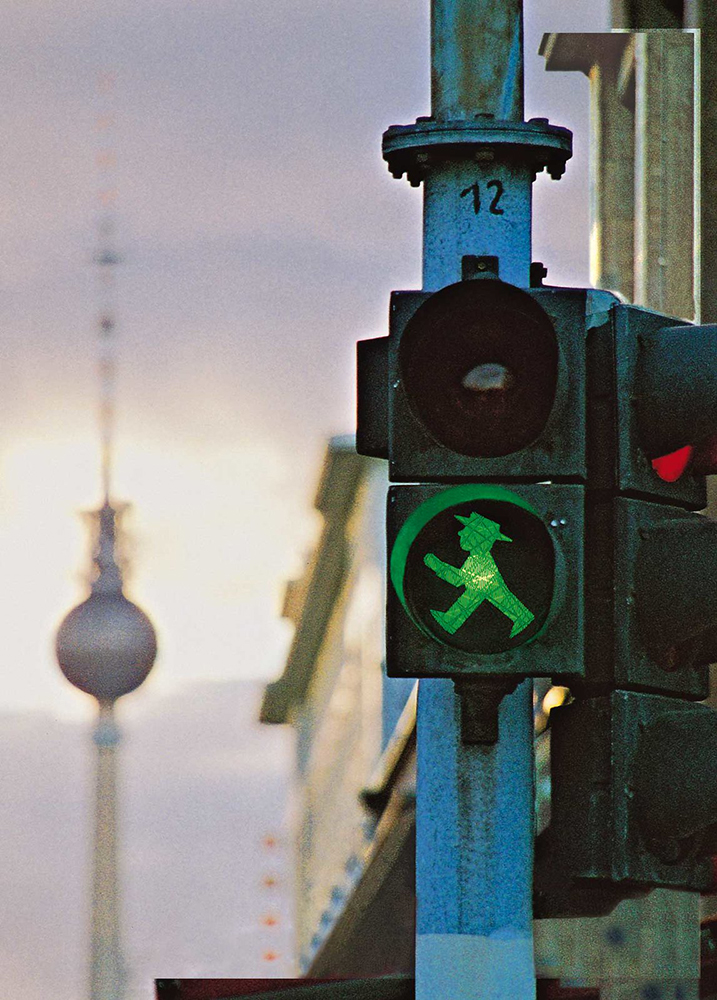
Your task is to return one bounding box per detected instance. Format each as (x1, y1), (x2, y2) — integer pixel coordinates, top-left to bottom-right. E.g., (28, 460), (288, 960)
(382, 115), (573, 187)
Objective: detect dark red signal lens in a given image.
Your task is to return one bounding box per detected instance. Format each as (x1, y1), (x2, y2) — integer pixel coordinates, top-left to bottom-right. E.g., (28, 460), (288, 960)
(692, 433), (717, 476)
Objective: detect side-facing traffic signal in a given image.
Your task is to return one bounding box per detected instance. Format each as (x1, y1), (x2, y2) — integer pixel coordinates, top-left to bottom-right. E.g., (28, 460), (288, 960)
(614, 308), (717, 508)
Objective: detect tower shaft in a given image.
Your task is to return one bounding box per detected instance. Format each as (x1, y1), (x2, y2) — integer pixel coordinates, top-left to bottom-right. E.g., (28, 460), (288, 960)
(90, 699), (124, 1000)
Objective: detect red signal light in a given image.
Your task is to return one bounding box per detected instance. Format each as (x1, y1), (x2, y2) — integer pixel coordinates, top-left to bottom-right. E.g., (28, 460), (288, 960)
(652, 445), (693, 483)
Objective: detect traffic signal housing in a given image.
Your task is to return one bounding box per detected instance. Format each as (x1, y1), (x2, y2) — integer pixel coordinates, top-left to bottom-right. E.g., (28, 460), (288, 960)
(359, 277), (717, 686)
(548, 690), (717, 893)
(387, 486), (717, 700)
(607, 498), (717, 699)
(357, 277), (717, 507)
(614, 309), (717, 509)
(357, 272), (717, 884)
(360, 279), (594, 484)
(358, 276), (717, 696)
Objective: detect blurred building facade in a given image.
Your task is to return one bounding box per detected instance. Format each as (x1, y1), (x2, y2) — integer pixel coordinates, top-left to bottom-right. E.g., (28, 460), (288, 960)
(540, 27), (699, 322)
(260, 16), (717, 990)
(260, 436), (415, 975)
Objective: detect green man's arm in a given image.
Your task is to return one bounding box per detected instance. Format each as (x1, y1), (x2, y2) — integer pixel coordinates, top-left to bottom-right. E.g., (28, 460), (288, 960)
(424, 552), (463, 588)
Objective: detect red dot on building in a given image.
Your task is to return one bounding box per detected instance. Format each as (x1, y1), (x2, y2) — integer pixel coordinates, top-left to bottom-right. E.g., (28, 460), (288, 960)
(262, 875), (278, 888)
(262, 835), (278, 849)
(261, 914), (279, 927)
(263, 951), (280, 962)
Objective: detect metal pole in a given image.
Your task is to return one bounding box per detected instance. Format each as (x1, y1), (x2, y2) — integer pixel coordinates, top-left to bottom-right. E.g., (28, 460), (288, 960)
(431, 0), (524, 120)
(415, 3), (537, 997)
(423, 0), (532, 290)
(416, 681), (536, 999)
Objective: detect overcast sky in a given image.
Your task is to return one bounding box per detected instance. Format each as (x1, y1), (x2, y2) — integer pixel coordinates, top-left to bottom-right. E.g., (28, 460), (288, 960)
(0, 0), (608, 723)
(0, 681), (295, 998)
(0, 0), (612, 995)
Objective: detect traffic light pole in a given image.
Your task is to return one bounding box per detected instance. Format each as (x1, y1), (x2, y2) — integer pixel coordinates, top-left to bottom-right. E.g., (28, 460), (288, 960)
(364, 1), (717, 994)
(415, 3), (536, 997)
(423, 0), (532, 289)
(416, 683), (536, 999)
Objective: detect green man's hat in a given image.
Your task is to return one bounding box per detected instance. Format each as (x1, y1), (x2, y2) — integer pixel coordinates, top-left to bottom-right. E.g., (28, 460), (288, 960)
(455, 511), (512, 543)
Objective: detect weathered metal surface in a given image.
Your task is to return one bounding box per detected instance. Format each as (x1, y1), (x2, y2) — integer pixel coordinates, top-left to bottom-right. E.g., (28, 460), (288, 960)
(415, 679), (536, 1000)
(422, 158), (533, 288)
(410, 1), (550, 996)
(380, 0), (577, 995)
(431, 0), (523, 120)
(382, 116), (572, 186)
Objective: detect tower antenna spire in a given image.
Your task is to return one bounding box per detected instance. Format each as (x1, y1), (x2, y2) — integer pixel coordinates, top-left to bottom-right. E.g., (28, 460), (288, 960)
(55, 69), (158, 1000)
(95, 69), (121, 505)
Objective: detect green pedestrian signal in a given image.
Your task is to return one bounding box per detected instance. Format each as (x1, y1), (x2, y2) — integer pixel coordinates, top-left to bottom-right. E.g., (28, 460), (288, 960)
(390, 485), (561, 658)
(424, 513), (535, 638)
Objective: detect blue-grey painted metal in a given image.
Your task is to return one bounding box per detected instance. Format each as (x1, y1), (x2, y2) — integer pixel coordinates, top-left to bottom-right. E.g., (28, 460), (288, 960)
(419, 0), (536, 986)
(431, 0), (524, 120)
(382, 116), (571, 290)
(381, 0), (571, 996)
(416, 680), (536, 999)
(423, 159), (533, 288)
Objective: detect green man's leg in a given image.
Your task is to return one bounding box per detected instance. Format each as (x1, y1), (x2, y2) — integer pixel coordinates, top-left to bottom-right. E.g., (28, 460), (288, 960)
(431, 591), (485, 635)
(488, 586), (535, 638)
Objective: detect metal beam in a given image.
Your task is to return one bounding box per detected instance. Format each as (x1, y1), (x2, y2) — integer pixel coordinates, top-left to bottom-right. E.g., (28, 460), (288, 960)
(541, 33), (635, 302)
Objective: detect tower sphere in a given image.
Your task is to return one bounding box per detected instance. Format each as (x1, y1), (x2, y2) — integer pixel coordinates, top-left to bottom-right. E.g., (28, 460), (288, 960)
(55, 591), (157, 702)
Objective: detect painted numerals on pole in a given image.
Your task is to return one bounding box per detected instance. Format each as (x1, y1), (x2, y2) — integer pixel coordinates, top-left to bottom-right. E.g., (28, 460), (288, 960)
(422, 162), (531, 287)
(460, 179), (506, 216)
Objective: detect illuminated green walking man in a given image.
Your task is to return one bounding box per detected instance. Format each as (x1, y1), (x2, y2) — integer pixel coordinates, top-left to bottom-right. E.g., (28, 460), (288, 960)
(423, 511), (535, 638)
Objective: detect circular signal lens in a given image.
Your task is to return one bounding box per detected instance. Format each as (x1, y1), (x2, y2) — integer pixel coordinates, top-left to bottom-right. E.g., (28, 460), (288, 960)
(399, 280), (558, 457)
(391, 485), (556, 655)
(461, 362), (515, 393)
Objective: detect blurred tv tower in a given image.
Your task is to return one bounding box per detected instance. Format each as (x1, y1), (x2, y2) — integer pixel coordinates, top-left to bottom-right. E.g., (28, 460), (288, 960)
(55, 72), (158, 1000)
